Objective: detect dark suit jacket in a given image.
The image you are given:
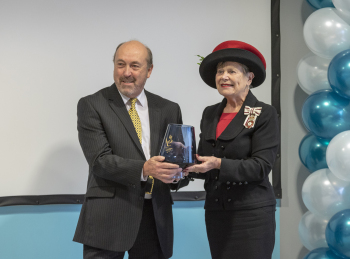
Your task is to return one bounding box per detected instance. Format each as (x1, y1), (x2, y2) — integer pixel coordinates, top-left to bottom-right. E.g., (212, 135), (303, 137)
(192, 90), (279, 210)
(73, 84), (188, 257)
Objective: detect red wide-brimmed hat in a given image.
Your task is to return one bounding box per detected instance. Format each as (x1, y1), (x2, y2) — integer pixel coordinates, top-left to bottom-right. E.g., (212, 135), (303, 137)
(199, 40), (266, 88)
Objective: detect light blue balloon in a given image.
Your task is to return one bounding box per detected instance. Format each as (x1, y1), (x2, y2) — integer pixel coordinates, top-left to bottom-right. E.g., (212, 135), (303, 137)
(326, 209), (350, 259)
(304, 248), (343, 259)
(328, 49), (350, 100)
(306, 0), (334, 9)
(302, 90), (350, 139)
(299, 133), (329, 173)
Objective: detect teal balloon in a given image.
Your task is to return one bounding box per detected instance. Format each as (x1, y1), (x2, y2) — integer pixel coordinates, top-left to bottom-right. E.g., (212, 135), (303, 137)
(302, 90), (350, 139)
(304, 248), (343, 259)
(306, 0), (334, 9)
(299, 133), (329, 172)
(328, 49), (350, 99)
(326, 209), (350, 259)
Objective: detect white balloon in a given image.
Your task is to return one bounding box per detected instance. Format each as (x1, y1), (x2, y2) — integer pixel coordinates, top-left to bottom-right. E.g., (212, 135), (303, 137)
(298, 211), (328, 251)
(304, 8), (350, 59)
(333, 0), (350, 24)
(297, 53), (332, 95)
(302, 168), (350, 219)
(326, 130), (350, 181)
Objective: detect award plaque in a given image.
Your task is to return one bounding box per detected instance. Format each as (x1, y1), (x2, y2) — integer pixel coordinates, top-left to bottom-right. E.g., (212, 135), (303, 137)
(159, 124), (196, 179)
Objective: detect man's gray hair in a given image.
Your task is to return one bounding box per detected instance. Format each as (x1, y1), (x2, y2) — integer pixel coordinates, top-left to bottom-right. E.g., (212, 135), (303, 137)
(113, 41), (153, 69)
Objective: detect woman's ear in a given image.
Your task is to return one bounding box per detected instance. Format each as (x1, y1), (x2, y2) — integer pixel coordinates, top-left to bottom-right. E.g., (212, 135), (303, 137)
(247, 72), (255, 86)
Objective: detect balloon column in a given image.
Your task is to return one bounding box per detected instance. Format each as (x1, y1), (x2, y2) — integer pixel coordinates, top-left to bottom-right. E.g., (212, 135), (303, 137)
(299, 1), (350, 258)
(306, 0), (334, 10)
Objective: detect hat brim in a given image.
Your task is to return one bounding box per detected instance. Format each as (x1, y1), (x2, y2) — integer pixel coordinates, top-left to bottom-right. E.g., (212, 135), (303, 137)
(199, 48), (266, 88)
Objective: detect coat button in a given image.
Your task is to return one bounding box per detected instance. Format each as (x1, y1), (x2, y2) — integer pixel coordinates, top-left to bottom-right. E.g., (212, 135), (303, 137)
(239, 182), (242, 185)
(227, 186), (230, 190)
(215, 176), (218, 180)
(226, 181), (230, 185)
(212, 154), (215, 156)
(212, 143), (216, 147)
(215, 199), (219, 202)
(244, 181), (248, 185)
(232, 182), (236, 185)
(133, 185), (136, 188)
(215, 186), (218, 190)
(221, 146), (225, 150)
(228, 199), (231, 202)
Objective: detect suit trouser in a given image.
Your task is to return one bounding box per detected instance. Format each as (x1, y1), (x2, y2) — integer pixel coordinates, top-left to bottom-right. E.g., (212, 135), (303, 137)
(83, 199), (167, 259)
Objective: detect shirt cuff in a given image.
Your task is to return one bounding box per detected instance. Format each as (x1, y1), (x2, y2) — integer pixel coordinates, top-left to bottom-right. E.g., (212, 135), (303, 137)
(141, 169), (148, 181)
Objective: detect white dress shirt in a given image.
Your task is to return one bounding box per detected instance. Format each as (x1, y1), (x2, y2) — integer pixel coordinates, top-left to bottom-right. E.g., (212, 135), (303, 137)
(118, 89), (152, 198)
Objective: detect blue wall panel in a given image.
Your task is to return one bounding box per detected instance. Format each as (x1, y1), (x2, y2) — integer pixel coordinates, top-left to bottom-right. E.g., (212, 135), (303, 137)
(0, 201), (280, 259)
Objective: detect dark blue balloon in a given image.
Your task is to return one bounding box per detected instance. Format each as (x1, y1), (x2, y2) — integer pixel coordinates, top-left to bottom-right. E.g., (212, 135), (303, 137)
(303, 248), (343, 259)
(326, 209), (350, 259)
(328, 49), (350, 100)
(306, 0), (334, 9)
(302, 90), (350, 139)
(299, 133), (330, 173)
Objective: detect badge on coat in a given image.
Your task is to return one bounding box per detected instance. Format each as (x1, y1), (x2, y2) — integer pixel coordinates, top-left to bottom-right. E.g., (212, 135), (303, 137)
(243, 106), (262, 129)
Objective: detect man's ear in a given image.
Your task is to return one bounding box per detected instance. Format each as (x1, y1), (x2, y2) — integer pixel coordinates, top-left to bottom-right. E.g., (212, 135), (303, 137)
(147, 64), (154, 78)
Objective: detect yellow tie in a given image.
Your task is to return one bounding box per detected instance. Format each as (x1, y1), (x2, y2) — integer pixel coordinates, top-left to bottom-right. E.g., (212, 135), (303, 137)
(129, 98), (142, 143)
(128, 98), (154, 194)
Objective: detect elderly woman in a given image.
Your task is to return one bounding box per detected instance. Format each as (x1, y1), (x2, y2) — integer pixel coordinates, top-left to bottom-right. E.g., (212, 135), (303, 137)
(185, 41), (279, 259)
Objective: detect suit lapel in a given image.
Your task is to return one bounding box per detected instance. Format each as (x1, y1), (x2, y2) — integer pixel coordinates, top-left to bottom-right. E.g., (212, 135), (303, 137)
(205, 91), (258, 141)
(107, 84), (145, 157)
(218, 90), (258, 141)
(145, 90), (161, 157)
(205, 99), (226, 141)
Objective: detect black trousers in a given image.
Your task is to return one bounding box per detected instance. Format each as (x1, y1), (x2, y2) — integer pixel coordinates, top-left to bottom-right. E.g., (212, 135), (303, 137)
(205, 205), (276, 259)
(83, 199), (166, 259)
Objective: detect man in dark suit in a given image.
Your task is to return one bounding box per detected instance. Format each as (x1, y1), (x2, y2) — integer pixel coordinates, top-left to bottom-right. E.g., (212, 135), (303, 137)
(73, 40), (188, 259)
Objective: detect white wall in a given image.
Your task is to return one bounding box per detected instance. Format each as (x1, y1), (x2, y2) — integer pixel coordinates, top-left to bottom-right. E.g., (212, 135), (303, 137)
(280, 0), (315, 258)
(0, 0), (272, 197)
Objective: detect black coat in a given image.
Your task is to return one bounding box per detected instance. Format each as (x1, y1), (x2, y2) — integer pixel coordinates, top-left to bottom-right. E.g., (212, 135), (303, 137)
(73, 84), (188, 257)
(193, 90), (279, 210)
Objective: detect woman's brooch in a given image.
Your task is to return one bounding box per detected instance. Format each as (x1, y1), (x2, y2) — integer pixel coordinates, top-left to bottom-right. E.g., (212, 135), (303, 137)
(243, 106), (262, 129)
